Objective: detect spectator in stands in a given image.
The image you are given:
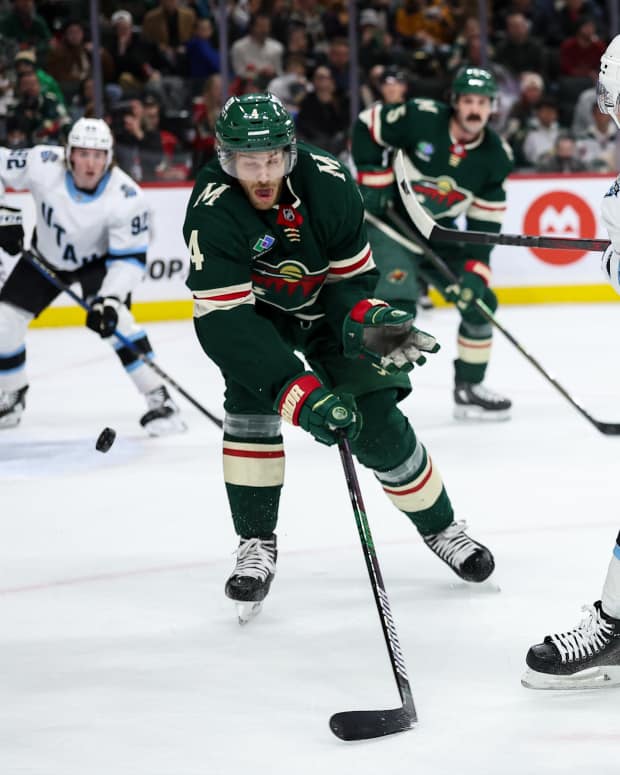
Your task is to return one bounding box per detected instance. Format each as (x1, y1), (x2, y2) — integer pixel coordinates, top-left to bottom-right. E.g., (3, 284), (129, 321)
(321, 36), (350, 96)
(358, 7), (394, 74)
(6, 69), (70, 145)
(288, 0), (327, 56)
(186, 16), (220, 82)
(13, 48), (64, 105)
(359, 63), (386, 109)
(68, 77), (96, 121)
(267, 53), (310, 116)
(571, 79), (597, 135)
(393, 0), (455, 48)
(141, 0), (197, 76)
(0, 0), (51, 66)
(5, 113), (30, 148)
(575, 101), (619, 172)
(190, 72), (221, 176)
(522, 95), (560, 167)
(542, 0), (603, 48)
(231, 13), (284, 89)
(322, 0), (348, 40)
(103, 10), (163, 96)
(559, 17), (606, 79)
(113, 96), (165, 182)
(295, 64), (350, 157)
(503, 71), (545, 165)
(285, 23), (318, 76)
(494, 12), (546, 80)
(46, 19), (114, 98)
(536, 131), (588, 172)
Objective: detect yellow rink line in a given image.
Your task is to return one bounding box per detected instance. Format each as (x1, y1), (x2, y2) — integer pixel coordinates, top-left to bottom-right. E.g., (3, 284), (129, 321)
(29, 286), (620, 328)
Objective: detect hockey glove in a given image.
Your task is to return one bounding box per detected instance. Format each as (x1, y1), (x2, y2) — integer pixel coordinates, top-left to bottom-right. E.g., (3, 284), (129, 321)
(86, 296), (121, 338)
(444, 260), (492, 311)
(356, 167), (395, 216)
(601, 244), (620, 295)
(275, 372), (361, 446)
(0, 205), (24, 256)
(343, 298), (439, 374)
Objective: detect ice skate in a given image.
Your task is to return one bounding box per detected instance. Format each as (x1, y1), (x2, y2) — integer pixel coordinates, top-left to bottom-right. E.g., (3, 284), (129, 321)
(453, 381), (511, 421)
(522, 601), (620, 689)
(0, 385), (28, 429)
(422, 520), (495, 583)
(140, 385), (186, 436)
(225, 534), (277, 624)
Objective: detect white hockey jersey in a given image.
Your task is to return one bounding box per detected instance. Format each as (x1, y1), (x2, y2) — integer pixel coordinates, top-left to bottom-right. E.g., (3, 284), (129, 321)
(0, 145), (150, 273)
(602, 176), (620, 253)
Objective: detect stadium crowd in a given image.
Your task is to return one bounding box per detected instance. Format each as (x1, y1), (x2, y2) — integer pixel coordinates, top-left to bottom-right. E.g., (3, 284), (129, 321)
(0, 0), (617, 180)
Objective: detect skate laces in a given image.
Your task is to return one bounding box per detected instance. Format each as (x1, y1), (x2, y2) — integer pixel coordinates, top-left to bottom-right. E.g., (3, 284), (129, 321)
(469, 384), (505, 404)
(550, 604), (614, 663)
(0, 387), (24, 413)
(146, 386), (171, 410)
(423, 520), (478, 568)
(232, 537), (276, 581)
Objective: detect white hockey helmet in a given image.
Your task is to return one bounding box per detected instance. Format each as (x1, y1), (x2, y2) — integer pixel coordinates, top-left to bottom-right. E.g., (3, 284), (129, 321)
(597, 34), (620, 129)
(66, 117), (114, 172)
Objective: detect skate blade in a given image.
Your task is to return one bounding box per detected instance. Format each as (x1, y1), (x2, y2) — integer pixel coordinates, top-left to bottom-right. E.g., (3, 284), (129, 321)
(453, 406), (511, 422)
(236, 601), (263, 625)
(521, 666), (620, 690)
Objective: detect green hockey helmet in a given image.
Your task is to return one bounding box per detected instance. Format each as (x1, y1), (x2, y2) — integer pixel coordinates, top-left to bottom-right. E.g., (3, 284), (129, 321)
(451, 67), (497, 103)
(215, 92), (297, 177)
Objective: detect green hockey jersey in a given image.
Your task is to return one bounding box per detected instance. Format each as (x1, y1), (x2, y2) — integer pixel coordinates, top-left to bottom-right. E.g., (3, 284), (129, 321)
(183, 142), (379, 405)
(351, 99), (514, 263)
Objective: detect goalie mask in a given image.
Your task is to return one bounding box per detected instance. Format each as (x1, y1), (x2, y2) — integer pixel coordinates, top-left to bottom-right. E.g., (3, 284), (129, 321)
(215, 93), (297, 179)
(598, 34), (620, 129)
(66, 118), (114, 173)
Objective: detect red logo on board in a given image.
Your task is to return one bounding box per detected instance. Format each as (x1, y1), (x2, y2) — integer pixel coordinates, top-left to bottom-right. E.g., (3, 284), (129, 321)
(523, 191), (597, 265)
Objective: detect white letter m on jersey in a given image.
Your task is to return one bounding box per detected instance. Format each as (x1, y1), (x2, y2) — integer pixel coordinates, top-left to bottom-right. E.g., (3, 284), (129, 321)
(309, 153), (345, 181)
(193, 182), (229, 208)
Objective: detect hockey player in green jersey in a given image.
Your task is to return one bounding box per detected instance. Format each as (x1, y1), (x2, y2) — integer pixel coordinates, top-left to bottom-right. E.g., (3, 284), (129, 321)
(352, 67), (514, 421)
(183, 93), (495, 622)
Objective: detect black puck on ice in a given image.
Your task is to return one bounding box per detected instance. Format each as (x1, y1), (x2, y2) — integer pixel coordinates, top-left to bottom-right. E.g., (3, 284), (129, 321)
(96, 427), (116, 453)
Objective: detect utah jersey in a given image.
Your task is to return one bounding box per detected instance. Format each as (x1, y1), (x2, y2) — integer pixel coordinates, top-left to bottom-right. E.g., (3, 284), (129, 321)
(352, 99), (514, 264)
(0, 145), (150, 271)
(183, 142), (379, 401)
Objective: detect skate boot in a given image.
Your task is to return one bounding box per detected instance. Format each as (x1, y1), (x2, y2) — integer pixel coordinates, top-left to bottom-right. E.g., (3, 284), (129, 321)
(453, 381), (511, 421)
(140, 385), (186, 436)
(0, 385), (28, 429)
(422, 520), (495, 582)
(225, 534), (277, 624)
(522, 601), (620, 689)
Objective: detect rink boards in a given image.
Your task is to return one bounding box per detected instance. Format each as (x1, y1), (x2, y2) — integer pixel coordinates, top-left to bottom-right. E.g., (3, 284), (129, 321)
(1, 172), (619, 327)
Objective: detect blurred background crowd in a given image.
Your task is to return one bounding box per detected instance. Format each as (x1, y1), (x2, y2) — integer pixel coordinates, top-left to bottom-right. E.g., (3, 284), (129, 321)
(0, 0), (618, 181)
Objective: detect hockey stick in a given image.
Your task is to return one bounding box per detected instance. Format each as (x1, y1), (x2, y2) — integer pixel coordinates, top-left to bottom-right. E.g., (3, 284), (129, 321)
(330, 435), (417, 741)
(393, 149), (611, 252)
(22, 250), (223, 429)
(365, 209), (620, 435)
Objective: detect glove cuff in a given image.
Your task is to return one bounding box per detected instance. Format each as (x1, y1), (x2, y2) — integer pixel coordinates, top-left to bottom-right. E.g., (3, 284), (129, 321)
(464, 260), (492, 286)
(349, 298), (389, 324)
(275, 371), (323, 426)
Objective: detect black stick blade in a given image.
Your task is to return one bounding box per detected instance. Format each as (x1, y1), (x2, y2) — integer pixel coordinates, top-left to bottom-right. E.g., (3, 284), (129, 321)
(595, 422), (620, 435)
(329, 707), (416, 741)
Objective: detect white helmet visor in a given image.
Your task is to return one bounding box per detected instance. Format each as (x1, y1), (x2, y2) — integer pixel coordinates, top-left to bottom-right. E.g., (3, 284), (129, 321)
(597, 80), (620, 128)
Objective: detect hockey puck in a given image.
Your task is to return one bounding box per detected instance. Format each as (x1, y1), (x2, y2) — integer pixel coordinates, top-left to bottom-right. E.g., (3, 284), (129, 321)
(95, 427), (116, 453)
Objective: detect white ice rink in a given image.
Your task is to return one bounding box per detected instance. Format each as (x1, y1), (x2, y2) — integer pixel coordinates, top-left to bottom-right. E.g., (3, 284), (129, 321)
(2, 302), (620, 775)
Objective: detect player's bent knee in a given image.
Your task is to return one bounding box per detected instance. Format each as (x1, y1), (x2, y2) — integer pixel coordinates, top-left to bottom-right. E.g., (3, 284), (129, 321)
(350, 389), (416, 470)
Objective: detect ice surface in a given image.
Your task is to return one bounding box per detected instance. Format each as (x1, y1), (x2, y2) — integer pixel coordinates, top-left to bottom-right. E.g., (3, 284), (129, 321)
(2, 303), (620, 775)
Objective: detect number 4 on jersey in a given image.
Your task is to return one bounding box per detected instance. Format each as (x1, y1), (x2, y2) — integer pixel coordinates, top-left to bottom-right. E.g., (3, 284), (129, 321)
(188, 229), (204, 270)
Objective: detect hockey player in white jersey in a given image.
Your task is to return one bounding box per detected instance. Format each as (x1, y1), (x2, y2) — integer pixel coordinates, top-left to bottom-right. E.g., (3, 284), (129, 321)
(522, 35), (620, 690)
(0, 117), (185, 435)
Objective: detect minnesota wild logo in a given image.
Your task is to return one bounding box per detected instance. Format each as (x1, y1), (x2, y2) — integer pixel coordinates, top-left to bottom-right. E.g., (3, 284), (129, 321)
(252, 234), (275, 254)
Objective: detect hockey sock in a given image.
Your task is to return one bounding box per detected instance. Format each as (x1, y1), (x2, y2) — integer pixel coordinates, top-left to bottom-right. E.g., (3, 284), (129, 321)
(601, 531), (620, 619)
(112, 331), (160, 393)
(223, 413), (284, 538)
(351, 390), (453, 534)
(454, 319), (493, 384)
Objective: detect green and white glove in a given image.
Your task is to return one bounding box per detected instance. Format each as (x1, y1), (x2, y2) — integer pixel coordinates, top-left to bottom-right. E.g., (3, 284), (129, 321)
(444, 260), (491, 311)
(275, 372), (361, 446)
(343, 298), (440, 374)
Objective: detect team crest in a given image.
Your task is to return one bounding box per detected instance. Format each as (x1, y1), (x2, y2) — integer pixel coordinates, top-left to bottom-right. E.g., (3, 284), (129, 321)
(387, 268), (407, 284)
(413, 176), (468, 217)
